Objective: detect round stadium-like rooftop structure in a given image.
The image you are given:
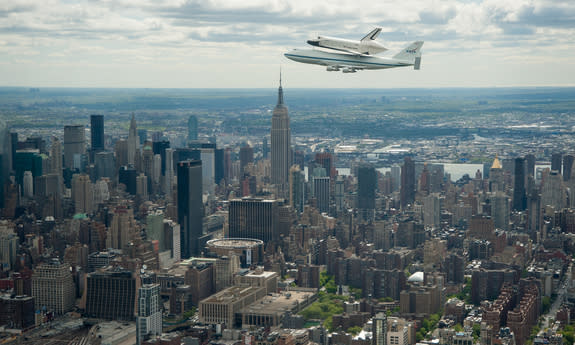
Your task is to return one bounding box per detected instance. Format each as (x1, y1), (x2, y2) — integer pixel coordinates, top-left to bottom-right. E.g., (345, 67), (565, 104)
(206, 238), (264, 266)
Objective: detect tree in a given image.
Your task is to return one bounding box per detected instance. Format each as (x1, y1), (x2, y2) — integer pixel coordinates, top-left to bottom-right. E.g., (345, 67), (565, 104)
(472, 323), (481, 341)
(347, 326), (363, 335)
(542, 296), (551, 314)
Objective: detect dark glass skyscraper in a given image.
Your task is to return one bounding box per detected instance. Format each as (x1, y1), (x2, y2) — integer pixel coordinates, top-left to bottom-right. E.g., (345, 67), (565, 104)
(358, 164), (376, 220)
(401, 156), (415, 209)
(85, 269), (136, 321)
(551, 153), (562, 173)
(228, 198), (278, 243)
(358, 164), (376, 210)
(563, 154), (574, 181)
(271, 77), (291, 198)
(524, 153), (535, 178)
(313, 177), (330, 214)
(177, 160), (203, 258)
(90, 115), (105, 152)
(513, 157), (526, 211)
(239, 144), (254, 173)
(0, 119), (11, 209)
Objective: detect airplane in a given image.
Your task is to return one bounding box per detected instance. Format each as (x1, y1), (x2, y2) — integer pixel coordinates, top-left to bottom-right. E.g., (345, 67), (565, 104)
(306, 27), (387, 55)
(284, 41), (424, 73)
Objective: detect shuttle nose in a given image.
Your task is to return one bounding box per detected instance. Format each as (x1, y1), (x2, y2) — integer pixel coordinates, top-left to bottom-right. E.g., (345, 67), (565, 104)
(307, 40), (320, 47)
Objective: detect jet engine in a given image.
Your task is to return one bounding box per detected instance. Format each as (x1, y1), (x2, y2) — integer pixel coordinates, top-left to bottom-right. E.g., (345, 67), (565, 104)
(342, 67), (356, 73)
(326, 66), (340, 72)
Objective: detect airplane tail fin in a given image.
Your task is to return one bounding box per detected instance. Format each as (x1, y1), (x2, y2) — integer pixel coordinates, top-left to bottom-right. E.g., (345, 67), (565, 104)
(393, 41), (424, 61)
(360, 27), (382, 42)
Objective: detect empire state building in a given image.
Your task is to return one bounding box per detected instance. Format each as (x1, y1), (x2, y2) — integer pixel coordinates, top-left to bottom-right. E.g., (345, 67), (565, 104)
(271, 76), (291, 198)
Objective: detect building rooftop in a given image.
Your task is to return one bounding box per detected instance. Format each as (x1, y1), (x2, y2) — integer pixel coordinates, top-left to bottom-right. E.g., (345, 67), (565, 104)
(202, 285), (264, 304)
(408, 271), (424, 283)
(238, 291), (315, 316)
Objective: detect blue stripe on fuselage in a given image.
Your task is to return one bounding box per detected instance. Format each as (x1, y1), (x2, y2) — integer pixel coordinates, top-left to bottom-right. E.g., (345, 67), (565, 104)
(284, 53), (409, 68)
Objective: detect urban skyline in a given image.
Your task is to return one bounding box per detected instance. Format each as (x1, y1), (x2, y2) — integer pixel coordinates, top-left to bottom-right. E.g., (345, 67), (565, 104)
(1, 68), (575, 344)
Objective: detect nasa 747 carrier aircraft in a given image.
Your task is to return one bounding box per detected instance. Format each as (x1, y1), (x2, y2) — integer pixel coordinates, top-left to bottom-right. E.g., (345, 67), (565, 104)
(285, 28), (423, 73)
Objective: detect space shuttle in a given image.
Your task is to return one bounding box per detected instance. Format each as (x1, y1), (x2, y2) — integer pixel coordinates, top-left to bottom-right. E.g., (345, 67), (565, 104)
(306, 27), (388, 55)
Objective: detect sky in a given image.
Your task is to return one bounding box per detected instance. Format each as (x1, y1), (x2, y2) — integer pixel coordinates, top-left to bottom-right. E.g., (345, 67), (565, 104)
(1, 0), (575, 88)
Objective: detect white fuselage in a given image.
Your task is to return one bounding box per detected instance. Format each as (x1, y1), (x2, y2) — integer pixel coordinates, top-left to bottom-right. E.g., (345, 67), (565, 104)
(307, 36), (387, 55)
(284, 49), (413, 71)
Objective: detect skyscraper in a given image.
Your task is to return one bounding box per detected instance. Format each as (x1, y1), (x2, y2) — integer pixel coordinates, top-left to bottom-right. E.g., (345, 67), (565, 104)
(164, 148), (175, 199)
(334, 175), (345, 213)
(72, 174), (93, 214)
(90, 114), (105, 153)
(289, 165), (305, 213)
(513, 157), (526, 211)
(551, 153), (562, 173)
(401, 157), (415, 209)
(541, 170), (564, 210)
(271, 75), (291, 198)
(31, 259), (75, 315)
(22, 171), (33, 199)
(228, 198), (279, 243)
(423, 193), (441, 229)
(563, 154), (574, 181)
(239, 144), (254, 173)
(491, 192), (509, 230)
(128, 113), (139, 166)
(107, 204), (137, 250)
(177, 160), (203, 258)
(152, 140), (170, 176)
(0, 229), (18, 271)
(94, 151), (115, 180)
(50, 137), (62, 176)
(63, 125), (85, 170)
(188, 115), (198, 141)
(372, 312), (388, 345)
(313, 176), (330, 214)
(357, 163), (376, 220)
(85, 269), (137, 321)
(524, 153), (535, 178)
(0, 119), (11, 209)
(137, 284), (162, 345)
(315, 152), (335, 179)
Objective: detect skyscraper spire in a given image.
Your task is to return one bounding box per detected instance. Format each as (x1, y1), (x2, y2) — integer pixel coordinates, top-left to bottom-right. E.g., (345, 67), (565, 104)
(129, 113), (137, 138)
(277, 68), (284, 106)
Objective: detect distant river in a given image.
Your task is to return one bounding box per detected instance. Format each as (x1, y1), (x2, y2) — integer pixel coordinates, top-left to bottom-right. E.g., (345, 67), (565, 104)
(337, 163), (550, 182)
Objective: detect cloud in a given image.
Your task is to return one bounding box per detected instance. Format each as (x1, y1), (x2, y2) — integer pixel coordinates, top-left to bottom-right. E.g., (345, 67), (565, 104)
(0, 0), (574, 87)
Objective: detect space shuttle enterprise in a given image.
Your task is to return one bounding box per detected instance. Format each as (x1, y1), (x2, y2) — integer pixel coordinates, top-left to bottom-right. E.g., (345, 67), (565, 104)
(285, 28), (423, 73)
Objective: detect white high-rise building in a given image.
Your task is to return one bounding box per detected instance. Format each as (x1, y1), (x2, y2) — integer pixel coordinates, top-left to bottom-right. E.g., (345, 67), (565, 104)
(137, 283), (162, 345)
(152, 154), (161, 186)
(23, 171), (33, 199)
(94, 178), (110, 205)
